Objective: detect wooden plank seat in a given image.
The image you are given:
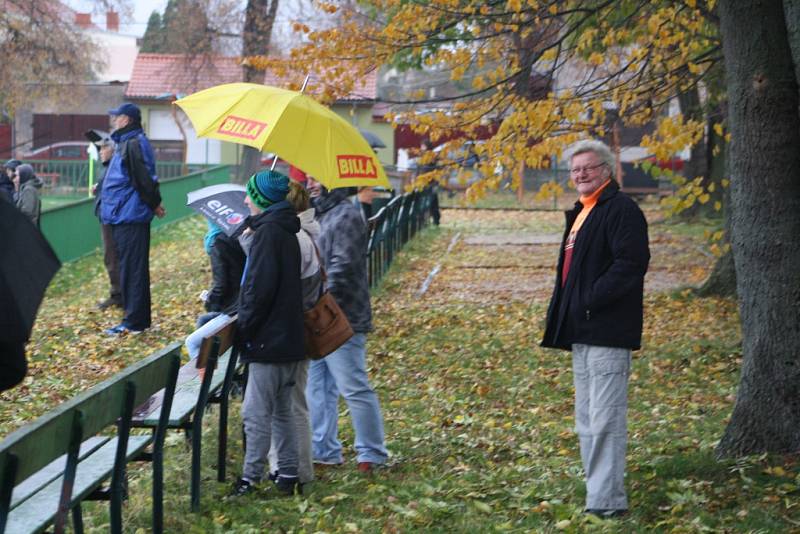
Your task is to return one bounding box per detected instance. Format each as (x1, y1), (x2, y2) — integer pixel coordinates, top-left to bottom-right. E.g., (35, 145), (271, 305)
(0, 344), (181, 534)
(131, 315), (239, 512)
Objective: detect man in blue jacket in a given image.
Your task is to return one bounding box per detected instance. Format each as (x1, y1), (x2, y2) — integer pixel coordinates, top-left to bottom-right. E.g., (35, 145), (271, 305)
(542, 139), (649, 519)
(100, 103), (165, 335)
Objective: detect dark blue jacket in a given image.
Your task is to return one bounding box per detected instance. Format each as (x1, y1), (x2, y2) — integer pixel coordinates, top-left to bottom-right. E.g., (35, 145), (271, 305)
(100, 124), (160, 225)
(542, 181), (650, 351)
(236, 202), (305, 364)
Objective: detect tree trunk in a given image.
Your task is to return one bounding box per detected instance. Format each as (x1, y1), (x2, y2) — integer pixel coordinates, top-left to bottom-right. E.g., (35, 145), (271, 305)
(716, 0), (800, 457)
(696, 121), (736, 297)
(677, 86), (707, 184)
(677, 86), (725, 219)
(238, 0), (280, 182)
(695, 249), (736, 297)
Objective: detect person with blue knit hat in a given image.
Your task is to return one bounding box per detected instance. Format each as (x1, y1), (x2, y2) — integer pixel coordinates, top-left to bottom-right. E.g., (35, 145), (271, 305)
(233, 169), (306, 497)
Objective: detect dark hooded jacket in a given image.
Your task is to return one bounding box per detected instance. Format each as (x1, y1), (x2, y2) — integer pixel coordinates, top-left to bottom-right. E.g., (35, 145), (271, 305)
(236, 201), (305, 364)
(0, 174), (14, 204)
(313, 188), (372, 333)
(206, 232), (246, 314)
(15, 164), (43, 227)
(1, 160), (20, 203)
(541, 181), (650, 351)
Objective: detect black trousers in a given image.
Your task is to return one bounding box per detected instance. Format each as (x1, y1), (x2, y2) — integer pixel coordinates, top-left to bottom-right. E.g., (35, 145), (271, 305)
(111, 223), (152, 330)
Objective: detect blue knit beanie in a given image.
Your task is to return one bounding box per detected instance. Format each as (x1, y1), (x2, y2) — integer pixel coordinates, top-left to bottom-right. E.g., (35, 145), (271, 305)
(247, 170), (290, 210)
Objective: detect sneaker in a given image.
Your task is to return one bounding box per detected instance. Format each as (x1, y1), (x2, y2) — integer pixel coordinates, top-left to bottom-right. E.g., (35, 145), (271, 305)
(97, 297), (123, 310)
(357, 462), (376, 473)
(584, 509), (628, 519)
(104, 324), (144, 336)
(231, 478), (255, 497)
(274, 475), (302, 496)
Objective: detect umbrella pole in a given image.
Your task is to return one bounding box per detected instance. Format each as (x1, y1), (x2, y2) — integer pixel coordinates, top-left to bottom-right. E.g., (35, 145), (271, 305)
(300, 75), (310, 93)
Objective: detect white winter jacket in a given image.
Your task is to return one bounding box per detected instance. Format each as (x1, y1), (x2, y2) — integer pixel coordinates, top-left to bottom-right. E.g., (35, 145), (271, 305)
(297, 208), (321, 278)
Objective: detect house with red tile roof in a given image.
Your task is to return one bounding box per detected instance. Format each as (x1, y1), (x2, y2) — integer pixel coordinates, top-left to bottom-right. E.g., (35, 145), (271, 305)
(126, 54), (393, 168)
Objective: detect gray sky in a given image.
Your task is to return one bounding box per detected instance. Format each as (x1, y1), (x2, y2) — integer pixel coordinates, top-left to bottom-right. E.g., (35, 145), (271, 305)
(64, 1), (309, 40)
(63, 0), (169, 36)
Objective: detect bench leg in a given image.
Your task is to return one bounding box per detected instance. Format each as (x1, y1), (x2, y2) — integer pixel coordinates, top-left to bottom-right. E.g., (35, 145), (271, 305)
(218, 395), (228, 482)
(72, 504), (84, 534)
(153, 443), (164, 534)
(191, 424), (202, 512)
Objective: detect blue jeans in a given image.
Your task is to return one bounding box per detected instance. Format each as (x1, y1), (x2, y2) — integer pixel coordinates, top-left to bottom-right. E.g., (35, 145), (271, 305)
(306, 333), (388, 464)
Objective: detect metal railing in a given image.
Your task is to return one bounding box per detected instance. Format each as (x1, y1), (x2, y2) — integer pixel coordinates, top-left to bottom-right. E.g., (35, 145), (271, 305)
(25, 160), (212, 197)
(366, 188), (434, 288)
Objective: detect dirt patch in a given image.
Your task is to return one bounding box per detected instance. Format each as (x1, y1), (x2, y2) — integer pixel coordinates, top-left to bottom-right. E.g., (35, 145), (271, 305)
(415, 228), (713, 305)
(463, 233), (563, 246)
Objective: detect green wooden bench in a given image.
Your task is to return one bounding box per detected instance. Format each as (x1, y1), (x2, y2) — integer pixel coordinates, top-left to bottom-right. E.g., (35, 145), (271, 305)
(0, 343), (181, 534)
(132, 315), (239, 512)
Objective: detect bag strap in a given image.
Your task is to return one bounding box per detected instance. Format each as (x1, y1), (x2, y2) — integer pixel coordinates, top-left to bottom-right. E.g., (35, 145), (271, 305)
(310, 240), (327, 299)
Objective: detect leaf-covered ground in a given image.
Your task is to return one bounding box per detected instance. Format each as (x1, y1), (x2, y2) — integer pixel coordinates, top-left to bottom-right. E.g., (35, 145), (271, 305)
(4, 209), (800, 533)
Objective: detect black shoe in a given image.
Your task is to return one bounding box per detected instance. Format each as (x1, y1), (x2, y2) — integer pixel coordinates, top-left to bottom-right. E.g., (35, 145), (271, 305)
(268, 470), (279, 482)
(231, 478), (255, 497)
(274, 475), (302, 496)
(97, 297), (123, 310)
(584, 509), (628, 519)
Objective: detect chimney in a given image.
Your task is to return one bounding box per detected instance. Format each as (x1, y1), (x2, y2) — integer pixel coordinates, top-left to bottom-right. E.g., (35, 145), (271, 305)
(106, 11), (119, 32)
(75, 12), (92, 29)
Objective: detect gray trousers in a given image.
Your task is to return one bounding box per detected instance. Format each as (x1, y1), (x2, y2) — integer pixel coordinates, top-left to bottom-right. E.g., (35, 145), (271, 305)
(572, 343), (631, 511)
(101, 223), (121, 301)
(268, 360), (314, 483)
(242, 361), (301, 482)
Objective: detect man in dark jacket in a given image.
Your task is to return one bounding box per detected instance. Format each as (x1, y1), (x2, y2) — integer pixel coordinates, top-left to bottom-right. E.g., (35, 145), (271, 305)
(305, 178), (388, 473)
(233, 170), (305, 497)
(1, 159), (19, 203)
(541, 139), (649, 519)
(13, 164), (43, 226)
(93, 139), (123, 310)
(100, 103), (165, 335)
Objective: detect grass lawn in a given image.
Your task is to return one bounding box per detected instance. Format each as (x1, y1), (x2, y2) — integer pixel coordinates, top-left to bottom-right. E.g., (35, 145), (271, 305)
(2, 208), (798, 533)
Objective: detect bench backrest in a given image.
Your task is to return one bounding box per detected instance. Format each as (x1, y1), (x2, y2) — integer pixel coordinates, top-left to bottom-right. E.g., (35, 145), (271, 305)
(195, 315), (237, 370)
(0, 342), (181, 494)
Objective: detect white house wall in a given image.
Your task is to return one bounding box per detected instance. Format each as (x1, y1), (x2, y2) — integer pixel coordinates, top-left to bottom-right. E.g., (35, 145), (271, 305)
(148, 108), (221, 165)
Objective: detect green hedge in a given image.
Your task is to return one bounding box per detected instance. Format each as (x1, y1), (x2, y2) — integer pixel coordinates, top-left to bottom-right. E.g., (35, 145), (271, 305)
(40, 166), (231, 262)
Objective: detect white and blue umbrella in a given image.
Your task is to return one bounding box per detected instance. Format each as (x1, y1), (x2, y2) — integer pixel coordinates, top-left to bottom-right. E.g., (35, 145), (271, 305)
(187, 184), (248, 237)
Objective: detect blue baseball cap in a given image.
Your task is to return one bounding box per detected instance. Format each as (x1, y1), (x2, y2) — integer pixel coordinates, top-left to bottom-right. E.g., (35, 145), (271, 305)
(108, 102), (141, 122)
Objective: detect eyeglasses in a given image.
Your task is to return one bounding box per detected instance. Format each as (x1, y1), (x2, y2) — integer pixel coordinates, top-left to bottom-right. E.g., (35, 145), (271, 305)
(570, 162), (607, 175)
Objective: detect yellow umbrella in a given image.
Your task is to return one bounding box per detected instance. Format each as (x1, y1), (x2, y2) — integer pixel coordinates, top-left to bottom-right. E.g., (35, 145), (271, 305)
(174, 82), (390, 189)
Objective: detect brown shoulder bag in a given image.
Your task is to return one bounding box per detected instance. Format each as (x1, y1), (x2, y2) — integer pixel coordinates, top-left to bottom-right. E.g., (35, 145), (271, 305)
(304, 244), (354, 359)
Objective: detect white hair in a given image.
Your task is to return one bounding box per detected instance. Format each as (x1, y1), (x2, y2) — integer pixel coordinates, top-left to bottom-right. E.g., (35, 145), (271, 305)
(570, 140), (616, 178)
